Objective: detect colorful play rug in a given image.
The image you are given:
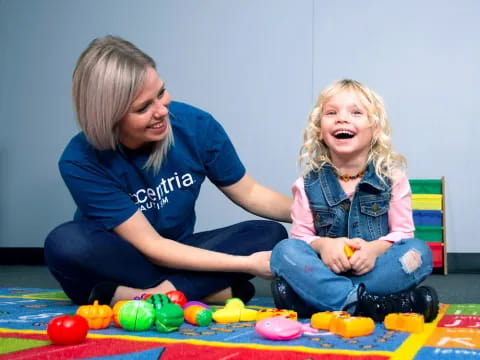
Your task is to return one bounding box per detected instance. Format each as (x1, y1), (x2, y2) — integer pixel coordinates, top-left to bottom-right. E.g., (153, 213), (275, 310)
(1, 288), (479, 359)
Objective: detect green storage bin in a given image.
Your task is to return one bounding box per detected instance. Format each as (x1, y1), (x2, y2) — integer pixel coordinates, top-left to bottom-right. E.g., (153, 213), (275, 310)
(415, 225), (443, 242)
(409, 179), (442, 194)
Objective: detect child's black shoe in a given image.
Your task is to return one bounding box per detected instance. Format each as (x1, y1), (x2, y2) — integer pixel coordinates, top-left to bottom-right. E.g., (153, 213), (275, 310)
(270, 277), (315, 318)
(355, 283), (439, 323)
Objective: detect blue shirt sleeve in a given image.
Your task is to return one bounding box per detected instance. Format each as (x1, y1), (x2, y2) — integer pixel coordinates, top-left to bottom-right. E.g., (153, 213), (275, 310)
(201, 114), (246, 187)
(59, 136), (138, 231)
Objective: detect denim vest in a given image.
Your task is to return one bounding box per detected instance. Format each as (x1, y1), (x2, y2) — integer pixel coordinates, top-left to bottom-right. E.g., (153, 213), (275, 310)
(304, 162), (391, 241)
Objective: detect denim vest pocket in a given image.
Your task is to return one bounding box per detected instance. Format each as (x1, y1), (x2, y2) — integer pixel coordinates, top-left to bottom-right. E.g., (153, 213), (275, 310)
(311, 207), (337, 237)
(359, 195), (390, 217)
(359, 195), (390, 240)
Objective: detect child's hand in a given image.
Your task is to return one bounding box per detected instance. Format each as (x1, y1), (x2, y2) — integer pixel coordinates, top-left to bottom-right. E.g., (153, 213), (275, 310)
(315, 237), (352, 274)
(348, 239), (377, 276)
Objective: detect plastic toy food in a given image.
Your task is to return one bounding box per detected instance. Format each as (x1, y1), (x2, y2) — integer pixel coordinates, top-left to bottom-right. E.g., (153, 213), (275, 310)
(311, 311), (349, 330)
(344, 245), (355, 259)
(256, 308), (298, 321)
(311, 311), (374, 338)
(212, 297), (258, 324)
(184, 304), (213, 326)
(47, 314), (89, 345)
(255, 317), (317, 340)
(384, 313), (424, 333)
(155, 303), (184, 333)
(145, 294), (171, 310)
(117, 300), (155, 331)
(112, 300), (129, 327)
(183, 301), (212, 310)
(76, 300), (113, 329)
(330, 315), (374, 338)
(165, 290), (187, 308)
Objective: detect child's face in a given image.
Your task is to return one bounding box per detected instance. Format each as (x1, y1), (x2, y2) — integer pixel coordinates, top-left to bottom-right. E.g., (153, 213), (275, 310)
(319, 89), (375, 163)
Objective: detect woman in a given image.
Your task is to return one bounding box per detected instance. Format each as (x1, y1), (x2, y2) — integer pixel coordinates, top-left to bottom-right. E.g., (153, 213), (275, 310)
(44, 35), (291, 306)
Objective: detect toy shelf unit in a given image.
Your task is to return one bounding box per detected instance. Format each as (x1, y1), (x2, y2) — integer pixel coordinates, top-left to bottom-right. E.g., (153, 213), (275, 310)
(410, 177), (447, 275)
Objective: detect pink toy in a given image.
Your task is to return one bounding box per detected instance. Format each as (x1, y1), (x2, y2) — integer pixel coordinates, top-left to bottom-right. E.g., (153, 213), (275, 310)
(255, 317), (317, 341)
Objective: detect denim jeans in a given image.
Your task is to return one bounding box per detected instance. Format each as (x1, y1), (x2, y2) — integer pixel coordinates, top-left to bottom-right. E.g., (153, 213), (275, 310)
(44, 219), (287, 304)
(270, 238), (433, 312)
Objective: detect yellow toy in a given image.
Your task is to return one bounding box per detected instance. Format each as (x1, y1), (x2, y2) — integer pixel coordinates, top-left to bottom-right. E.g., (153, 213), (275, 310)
(384, 313), (424, 333)
(212, 297), (258, 324)
(256, 308), (298, 322)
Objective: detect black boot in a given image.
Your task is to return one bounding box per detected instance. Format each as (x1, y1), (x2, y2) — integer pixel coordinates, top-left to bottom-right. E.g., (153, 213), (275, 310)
(270, 277), (316, 318)
(355, 284), (439, 323)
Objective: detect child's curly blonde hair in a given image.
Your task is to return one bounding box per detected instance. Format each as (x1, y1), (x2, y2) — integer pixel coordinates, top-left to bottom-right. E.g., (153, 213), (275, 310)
(299, 79), (406, 182)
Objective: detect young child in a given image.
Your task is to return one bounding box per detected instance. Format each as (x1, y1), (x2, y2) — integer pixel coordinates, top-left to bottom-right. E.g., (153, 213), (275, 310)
(270, 79), (439, 322)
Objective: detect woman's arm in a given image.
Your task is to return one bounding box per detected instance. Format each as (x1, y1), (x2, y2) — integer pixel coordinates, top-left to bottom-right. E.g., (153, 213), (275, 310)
(219, 173), (292, 223)
(114, 210), (273, 278)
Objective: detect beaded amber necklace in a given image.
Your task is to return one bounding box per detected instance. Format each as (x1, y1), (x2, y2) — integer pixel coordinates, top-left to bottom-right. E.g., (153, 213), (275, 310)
(335, 169), (366, 182)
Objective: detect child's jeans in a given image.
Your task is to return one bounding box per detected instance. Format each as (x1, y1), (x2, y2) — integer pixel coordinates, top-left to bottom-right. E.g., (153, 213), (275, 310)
(270, 238), (433, 311)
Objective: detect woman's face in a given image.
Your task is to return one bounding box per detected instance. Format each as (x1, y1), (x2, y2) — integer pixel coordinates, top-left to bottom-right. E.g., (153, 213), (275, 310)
(118, 66), (172, 149)
(319, 89), (375, 163)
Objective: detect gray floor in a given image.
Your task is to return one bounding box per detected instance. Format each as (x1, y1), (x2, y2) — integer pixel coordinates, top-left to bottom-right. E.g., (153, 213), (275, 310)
(0, 265), (479, 304)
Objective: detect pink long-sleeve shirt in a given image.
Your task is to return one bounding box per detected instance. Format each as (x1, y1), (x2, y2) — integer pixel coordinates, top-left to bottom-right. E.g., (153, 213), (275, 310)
(290, 172), (415, 244)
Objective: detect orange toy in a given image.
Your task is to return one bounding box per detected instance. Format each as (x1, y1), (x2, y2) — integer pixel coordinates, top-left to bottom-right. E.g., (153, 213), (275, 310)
(330, 315), (374, 338)
(310, 311), (349, 330)
(76, 300), (113, 330)
(311, 311), (374, 338)
(344, 245), (355, 259)
(112, 300), (129, 327)
(384, 313), (424, 333)
(256, 308), (298, 322)
(184, 304), (213, 326)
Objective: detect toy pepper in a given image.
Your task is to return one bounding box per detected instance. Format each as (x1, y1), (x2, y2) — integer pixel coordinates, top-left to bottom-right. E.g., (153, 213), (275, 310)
(155, 303), (184, 333)
(76, 300), (113, 330)
(117, 300), (156, 331)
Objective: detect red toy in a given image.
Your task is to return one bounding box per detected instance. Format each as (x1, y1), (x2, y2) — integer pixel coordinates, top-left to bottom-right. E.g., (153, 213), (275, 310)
(47, 314), (89, 345)
(165, 290), (187, 308)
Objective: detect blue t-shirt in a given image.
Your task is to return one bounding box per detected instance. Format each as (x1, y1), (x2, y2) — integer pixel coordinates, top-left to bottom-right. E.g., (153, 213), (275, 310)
(59, 101), (246, 241)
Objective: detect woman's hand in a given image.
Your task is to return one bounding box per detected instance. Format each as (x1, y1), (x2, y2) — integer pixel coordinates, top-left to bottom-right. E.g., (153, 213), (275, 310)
(245, 250), (274, 279)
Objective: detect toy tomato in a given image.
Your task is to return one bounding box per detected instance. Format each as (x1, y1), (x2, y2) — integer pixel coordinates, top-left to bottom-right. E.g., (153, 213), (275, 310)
(165, 290), (187, 308)
(76, 300), (113, 329)
(47, 314), (89, 345)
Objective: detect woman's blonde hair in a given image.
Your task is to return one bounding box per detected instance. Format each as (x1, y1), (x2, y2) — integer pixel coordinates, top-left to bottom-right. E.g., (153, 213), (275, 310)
(299, 79), (406, 181)
(72, 35), (173, 173)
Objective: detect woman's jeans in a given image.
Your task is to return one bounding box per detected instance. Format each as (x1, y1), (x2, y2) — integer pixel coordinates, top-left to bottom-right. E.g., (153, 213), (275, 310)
(44, 219), (287, 304)
(270, 238), (433, 312)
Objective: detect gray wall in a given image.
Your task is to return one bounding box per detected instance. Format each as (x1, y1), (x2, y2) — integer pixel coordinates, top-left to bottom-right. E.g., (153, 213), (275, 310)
(0, 0), (478, 254)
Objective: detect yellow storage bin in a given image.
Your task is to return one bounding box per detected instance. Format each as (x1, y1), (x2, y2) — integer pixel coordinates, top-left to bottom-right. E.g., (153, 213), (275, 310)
(411, 194), (442, 210)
